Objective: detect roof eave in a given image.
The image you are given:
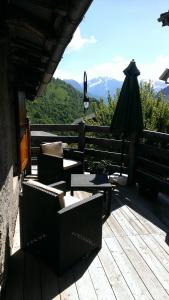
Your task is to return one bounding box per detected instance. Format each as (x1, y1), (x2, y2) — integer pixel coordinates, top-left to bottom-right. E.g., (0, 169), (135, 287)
(36, 0), (93, 97)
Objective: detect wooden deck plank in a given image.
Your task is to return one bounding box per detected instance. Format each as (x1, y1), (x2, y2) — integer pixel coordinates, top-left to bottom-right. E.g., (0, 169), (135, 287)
(40, 262), (60, 300)
(107, 214), (125, 237)
(119, 205), (150, 235)
(1, 251), (25, 300)
(24, 253), (42, 300)
(59, 270), (79, 300)
(132, 209), (166, 235)
(122, 205), (166, 236)
(129, 235), (169, 295)
(99, 240), (134, 300)
(102, 221), (113, 238)
(73, 260), (98, 300)
(117, 187), (168, 235)
(88, 255), (116, 300)
(116, 235), (169, 300)
(151, 233), (169, 255)
(105, 237), (153, 300)
(140, 234), (169, 273)
(112, 209), (138, 236)
(2, 187), (169, 300)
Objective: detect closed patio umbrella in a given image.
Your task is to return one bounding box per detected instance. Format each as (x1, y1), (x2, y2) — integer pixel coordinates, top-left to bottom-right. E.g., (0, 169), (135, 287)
(110, 59), (143, 177)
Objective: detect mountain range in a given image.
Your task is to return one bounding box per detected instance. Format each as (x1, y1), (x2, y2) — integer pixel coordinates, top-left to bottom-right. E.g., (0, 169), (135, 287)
(159, 85), (169, 98)
(64, 77), (122, 100)
(64, 77), (166, 100)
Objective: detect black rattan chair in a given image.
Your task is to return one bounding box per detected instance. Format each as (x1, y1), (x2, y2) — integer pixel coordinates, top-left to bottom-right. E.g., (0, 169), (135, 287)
(20, 180), (103, 274)
(38, 147), (84, 186)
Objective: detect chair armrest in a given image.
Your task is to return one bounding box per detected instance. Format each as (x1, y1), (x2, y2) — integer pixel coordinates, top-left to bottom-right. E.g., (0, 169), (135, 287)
(56, 193), (103, 273)
(63, 148), (84, 161)
(49, 181), (67, 195)
(58, 192), (103, 214)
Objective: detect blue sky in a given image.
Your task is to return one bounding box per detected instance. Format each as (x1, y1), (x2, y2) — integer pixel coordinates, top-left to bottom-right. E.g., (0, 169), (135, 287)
(54, 0), (169, 83)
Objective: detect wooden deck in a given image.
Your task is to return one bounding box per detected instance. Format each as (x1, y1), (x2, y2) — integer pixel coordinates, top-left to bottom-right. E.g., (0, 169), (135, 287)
(1, 186), (169, 300)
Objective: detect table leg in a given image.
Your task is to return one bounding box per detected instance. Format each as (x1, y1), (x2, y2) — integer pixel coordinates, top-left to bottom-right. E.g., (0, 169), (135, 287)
(106, 187), (112, 217)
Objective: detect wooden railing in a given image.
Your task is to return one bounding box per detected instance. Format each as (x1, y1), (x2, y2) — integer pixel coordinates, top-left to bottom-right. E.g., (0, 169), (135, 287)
(30, 124), (169, 191)
(30, 123), (130, 176)
(136, 130), (169, 193)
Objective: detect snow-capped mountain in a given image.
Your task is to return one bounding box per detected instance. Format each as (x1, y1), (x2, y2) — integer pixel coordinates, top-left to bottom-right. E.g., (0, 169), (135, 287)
(151, 80), (166, 92)
(87, 77), (122, 99)
(64, 77), (123, 100)
(64, 77), (166, 100)
(158, 85), (169, 100)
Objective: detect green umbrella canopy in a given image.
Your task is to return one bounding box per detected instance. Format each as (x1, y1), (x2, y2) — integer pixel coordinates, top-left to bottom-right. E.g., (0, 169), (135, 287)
(110, 60), (143, 139)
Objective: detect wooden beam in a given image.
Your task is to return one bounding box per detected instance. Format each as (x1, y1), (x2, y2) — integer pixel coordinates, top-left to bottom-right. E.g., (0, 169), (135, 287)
(12, 55), (46, 73)
(8, 6), (57, 40)
(14, 0), (68, 16)
(11, 40), (51, 61)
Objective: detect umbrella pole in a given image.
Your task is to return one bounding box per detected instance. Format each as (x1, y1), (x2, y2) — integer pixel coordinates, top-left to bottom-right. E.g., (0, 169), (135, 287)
(120, 138), (125, 176)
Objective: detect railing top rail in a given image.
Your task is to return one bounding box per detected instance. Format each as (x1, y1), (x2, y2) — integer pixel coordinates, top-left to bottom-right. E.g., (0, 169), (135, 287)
(30, 124), (169, 142)
(143, 130), (169, 142)
(85, 125), (110, 133)
(30, 124), (80, 132)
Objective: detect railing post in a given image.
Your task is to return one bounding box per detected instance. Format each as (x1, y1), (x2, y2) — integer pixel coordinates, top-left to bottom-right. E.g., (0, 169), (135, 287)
(25, 118), (32, 175)
(127, 138), (136, 185)
(78, 121), (85, 152)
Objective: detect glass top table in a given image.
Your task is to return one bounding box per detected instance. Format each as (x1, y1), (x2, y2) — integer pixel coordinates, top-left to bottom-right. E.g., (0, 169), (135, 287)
(71, 174), (112, 217)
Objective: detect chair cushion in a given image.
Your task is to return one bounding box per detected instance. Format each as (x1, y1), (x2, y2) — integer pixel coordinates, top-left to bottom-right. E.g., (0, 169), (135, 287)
(63, 159), (82, 170)
(27, 180), (64, 208)
(41, 142), (63, 157)
(62, 143), (68, 149)
(63, 195), (81, 207)
(27, 180), (81, 209)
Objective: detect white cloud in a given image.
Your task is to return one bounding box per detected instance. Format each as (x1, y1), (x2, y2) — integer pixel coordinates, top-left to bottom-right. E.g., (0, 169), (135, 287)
(87, 57), (128, 81)
(87, 56), (169, 82)
(54, 68), (82, 82)
(54, 69), (74, 80)
(66, 27), (97, 52)
(139, 56), (169, 82)
(55, 55), (169, 83)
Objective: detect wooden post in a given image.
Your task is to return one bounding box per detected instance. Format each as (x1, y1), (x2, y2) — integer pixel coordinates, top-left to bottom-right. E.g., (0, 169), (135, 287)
(127, 138), (136, 185)
(78, 121), (85, 152)
(25, 118), (32, 175)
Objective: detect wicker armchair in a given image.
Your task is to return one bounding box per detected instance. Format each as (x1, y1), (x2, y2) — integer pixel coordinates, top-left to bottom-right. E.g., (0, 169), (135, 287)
(38, 142), (84, 186)
(20, 180), (103, 274)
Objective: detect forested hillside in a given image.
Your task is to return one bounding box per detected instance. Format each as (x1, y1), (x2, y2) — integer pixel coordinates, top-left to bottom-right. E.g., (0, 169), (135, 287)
(87, 82), (169, 133)
(26, 78), (96, 124)
(27, 79), (169, 133)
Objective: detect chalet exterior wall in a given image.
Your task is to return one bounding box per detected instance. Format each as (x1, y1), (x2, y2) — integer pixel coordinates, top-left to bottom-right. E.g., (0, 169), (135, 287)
(0, 38), (20, 289)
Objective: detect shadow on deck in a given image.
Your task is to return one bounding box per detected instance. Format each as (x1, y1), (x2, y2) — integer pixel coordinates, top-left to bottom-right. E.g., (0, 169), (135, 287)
(1, 186), (169, 300)
(1, 249), (98, 300)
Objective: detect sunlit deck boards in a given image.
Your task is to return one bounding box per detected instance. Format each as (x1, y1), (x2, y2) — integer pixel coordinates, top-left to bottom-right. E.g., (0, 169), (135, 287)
(1, 187), (169, 300)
